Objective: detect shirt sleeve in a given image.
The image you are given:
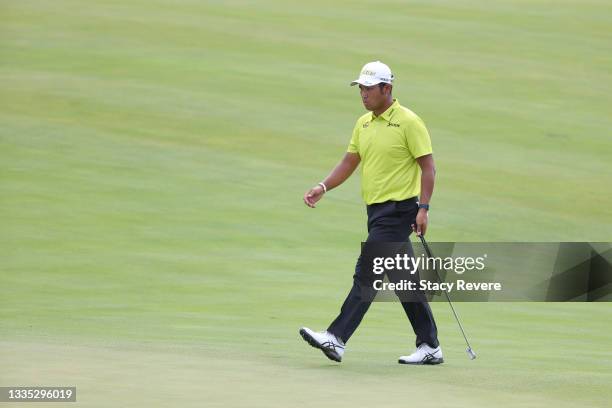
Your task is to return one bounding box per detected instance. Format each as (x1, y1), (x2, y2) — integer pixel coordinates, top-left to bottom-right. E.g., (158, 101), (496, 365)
(405, 116), (433, 158)
(347, 120), (360, 153)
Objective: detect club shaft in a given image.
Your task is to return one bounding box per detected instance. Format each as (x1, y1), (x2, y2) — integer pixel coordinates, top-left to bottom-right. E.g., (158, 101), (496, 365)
(418, 235), (474, 350)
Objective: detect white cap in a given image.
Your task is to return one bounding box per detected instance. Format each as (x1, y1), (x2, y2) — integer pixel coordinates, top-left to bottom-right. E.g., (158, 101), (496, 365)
(350, 61), (394, 86)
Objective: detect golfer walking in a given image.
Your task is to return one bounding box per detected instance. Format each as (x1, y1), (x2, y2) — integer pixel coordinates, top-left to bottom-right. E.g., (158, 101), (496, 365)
(299, 61), (443, 365)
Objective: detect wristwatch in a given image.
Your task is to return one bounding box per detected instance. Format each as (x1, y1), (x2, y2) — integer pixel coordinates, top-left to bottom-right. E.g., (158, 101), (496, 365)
(418, 203), (430, 211)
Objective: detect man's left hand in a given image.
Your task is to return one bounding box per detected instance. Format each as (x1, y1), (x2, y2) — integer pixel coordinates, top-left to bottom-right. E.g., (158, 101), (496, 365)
(411, 208), (428, 236)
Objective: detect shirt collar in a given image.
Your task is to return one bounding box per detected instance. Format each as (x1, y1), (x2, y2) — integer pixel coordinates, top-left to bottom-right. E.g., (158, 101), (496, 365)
(372, 99), (399, 121)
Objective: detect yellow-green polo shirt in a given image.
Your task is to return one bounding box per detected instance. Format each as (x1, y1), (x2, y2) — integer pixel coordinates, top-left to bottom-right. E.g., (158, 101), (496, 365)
(347, 99), (433, 205)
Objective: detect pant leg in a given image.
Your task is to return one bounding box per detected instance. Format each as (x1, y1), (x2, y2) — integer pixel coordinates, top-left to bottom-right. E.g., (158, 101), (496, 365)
(393, 200), (440, 348)
(400, 301), (439, 348)
(325, 252), (373, 344)
(327, 201), (399, 343)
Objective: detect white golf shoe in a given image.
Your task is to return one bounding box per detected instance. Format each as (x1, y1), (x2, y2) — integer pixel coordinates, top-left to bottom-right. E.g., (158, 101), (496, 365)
(398, 343), (444, 365)
(299, 327), (345, 362)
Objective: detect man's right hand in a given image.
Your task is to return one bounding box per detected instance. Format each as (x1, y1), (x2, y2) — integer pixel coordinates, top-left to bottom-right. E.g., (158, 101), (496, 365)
(303, 185), (325, 208)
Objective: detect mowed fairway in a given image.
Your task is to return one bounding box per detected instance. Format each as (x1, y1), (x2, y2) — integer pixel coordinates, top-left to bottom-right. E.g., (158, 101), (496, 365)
(1, 1), (611, 407)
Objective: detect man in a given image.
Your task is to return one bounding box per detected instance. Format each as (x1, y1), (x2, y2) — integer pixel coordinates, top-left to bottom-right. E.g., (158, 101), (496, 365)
(299, 61), (443, 365)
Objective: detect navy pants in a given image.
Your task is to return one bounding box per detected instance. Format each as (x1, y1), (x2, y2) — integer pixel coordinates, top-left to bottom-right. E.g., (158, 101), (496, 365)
(327, 197), (440, 348)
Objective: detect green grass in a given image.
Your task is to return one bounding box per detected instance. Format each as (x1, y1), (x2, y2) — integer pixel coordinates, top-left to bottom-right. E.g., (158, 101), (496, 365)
(1, 0), (611, 407)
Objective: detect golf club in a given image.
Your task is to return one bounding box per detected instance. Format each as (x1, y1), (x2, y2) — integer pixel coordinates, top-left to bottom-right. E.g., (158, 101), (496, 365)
(418, 234), (477, 360)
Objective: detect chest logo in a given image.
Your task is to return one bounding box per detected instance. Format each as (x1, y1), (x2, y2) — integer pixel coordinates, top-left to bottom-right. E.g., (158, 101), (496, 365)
(387, 122), (400, 127)
(362, 122), (370, 128)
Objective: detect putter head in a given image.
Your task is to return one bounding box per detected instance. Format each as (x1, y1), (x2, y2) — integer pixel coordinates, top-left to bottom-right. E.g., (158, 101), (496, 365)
(466, 347), (477, 360)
